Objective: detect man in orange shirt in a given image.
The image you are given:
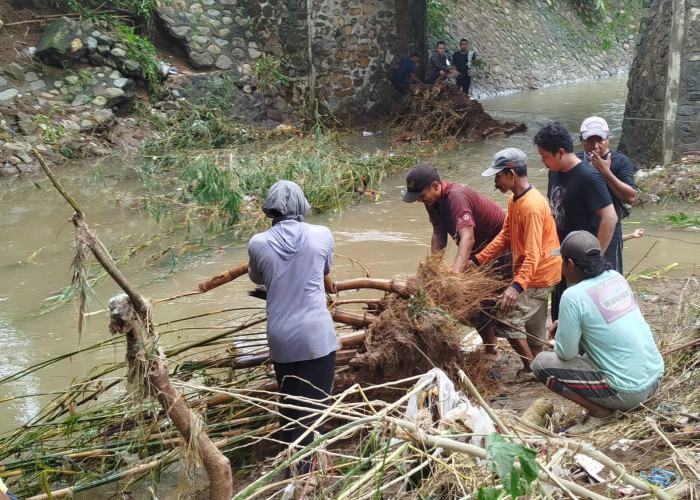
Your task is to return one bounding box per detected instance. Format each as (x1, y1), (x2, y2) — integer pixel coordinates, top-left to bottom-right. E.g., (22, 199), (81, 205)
(467, 148), (561, 381)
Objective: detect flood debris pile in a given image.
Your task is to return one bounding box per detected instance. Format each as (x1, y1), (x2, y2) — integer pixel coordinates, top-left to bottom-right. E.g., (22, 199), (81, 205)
(635, 154), (700, 203)
(351, 256), (506, 388)
(389, 83), (527, 142)
(1, 177), (698, 499)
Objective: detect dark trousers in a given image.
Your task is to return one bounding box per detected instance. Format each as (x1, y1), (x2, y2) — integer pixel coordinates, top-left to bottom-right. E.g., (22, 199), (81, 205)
(457, 73), (472, 94)
(550, 276), (567, 322)
(273, 351), (336, 473)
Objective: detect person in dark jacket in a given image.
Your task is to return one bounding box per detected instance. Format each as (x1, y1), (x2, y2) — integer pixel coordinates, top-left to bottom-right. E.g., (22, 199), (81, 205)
(452, 38), (476, 96)
(392, 51), (422, 94)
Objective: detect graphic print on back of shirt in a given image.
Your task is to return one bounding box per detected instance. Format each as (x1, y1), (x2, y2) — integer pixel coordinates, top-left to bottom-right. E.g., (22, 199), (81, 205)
(585, 273), (636, 323)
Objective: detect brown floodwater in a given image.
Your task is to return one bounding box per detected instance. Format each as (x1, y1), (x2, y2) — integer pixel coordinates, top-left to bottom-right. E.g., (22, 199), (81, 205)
(1, 76), (698, 453)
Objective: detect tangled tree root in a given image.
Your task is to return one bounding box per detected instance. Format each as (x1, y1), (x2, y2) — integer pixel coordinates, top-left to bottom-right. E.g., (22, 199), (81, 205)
(351, 256), (507, 390)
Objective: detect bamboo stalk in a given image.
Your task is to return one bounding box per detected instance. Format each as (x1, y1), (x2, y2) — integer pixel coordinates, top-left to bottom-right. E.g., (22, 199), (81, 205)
(330, 308), (378, 328)
(333, 277), (407, 294)
(198, 262), (249, 292)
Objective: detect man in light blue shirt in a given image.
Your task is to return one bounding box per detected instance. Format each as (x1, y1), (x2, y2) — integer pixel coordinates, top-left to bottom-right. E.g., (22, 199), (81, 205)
(531, 231), (663, 435)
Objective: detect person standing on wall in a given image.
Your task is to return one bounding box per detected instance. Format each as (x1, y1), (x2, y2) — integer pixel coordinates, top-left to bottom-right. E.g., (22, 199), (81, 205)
(247, 180), (337, 477)
(533, 121), (617, 321)
(576, 116), (636, 273)
(467, 148), (561, 381)
(402, 163), (508, 361)
(452, 38), (475, 96)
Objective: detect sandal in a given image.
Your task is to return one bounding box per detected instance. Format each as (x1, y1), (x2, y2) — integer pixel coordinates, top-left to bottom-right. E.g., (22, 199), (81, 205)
(514, 368), (537, 383)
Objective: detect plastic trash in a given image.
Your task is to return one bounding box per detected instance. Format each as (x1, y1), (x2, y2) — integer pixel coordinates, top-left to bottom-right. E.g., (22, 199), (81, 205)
(362, 131), (373, 136)
(641, 468), (676, 487)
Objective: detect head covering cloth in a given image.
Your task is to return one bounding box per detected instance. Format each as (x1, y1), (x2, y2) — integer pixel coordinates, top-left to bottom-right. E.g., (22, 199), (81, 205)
(261, 180), (310, 225)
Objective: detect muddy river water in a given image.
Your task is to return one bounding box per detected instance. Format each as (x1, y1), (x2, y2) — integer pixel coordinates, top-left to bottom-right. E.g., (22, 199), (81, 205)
(1, 77), (699, 436)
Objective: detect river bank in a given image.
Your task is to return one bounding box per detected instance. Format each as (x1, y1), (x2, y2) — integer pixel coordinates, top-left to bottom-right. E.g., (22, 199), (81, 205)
(0, 0), (641, 178)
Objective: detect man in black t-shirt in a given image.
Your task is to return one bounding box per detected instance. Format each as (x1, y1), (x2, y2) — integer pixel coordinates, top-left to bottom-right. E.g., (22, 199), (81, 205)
(575, 116), (636, 273)
(452, 38), (475, 96)
(533, 121), (617, 321)
(392, 51), (422, 94)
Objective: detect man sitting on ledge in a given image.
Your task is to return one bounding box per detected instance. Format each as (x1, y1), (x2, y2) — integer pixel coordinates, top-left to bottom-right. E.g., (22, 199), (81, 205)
(531, 231), (664, 435)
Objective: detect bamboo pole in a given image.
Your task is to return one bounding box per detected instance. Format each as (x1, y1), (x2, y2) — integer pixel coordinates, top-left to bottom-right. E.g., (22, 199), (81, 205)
(330, 308), (378, 328)
(198, 262), (249, 292)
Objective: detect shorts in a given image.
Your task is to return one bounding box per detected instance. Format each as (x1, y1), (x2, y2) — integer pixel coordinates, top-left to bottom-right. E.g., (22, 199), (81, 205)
(493, 285), (554, 345)
(469, 252), (513, 330)
(531, 351), (661, 411)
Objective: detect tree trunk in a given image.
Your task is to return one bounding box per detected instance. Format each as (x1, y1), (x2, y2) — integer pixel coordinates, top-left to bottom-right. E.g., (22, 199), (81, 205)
(109, 295), (233, 500)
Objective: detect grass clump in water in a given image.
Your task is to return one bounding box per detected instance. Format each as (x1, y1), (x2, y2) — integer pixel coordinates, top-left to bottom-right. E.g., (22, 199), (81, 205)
(140, 105), (416, 238)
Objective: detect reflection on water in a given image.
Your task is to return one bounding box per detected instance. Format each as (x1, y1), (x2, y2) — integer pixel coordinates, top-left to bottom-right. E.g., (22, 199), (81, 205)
(1, 76), (699, 435)
(0, 310), (41, 425)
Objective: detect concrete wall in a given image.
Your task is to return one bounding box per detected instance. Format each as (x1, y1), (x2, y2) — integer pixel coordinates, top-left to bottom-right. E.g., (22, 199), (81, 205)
(619, 0), (700, 166)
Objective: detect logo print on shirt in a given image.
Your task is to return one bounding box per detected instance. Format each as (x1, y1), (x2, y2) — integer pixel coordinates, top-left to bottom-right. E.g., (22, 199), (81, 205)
(585, 274), (636, 323)
(462, 214), (470, 221)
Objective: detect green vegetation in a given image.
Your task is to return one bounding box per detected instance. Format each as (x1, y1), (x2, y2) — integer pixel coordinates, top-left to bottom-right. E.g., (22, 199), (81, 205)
(140, 104), (416, 238)
(664, 212), (700, 227)
(33, 111), (65, 144)
(62, 0), (158, 18)
(573, 0), (644, 50)
(427, 0), (455, 46)
(114, 23), (160, 95)
(479, 433), (539, 499)
(60, 0), (160, 96)
(251, 54), (290, 93)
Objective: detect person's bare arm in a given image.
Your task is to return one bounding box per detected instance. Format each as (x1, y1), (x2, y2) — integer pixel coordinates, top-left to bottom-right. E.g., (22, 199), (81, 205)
(431, 226), (448, 254)
(589, 152), (636, 204)
(452, 226), (475, 273)
(596, 203), (617, 253)
(622, 228), (644, 241)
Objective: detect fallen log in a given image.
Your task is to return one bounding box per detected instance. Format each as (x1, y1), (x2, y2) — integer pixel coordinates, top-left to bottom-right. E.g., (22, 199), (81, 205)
(198, 262), (249, 293)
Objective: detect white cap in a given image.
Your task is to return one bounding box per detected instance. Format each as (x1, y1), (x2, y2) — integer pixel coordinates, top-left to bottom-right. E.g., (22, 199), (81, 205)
(580, 116), (609, 140)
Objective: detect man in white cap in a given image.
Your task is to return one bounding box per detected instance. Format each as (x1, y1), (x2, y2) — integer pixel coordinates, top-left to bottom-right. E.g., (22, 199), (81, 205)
(531, 231), (663, 435)
(467, 148), (561, 380)
(577, 116), (637, 273)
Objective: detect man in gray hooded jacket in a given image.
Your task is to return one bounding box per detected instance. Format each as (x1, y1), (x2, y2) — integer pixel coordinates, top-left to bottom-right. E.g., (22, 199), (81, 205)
(247, 180), (337, 476)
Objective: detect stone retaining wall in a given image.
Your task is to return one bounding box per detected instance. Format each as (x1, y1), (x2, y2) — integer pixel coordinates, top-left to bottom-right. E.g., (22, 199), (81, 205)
(156, 0), (425, 124)
(619, 0), (700, 166)
(154, 0), (635, 124)
(444, 0), (634, 99)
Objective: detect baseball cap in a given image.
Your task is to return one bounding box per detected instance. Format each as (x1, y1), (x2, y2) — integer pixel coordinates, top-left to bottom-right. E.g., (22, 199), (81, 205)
(481, 148), (527, 176)
(550, 230), (601, 261)
(410, 51), (422, 58)
(403, 163), (440, 203)
(580, 116), (609, 140)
